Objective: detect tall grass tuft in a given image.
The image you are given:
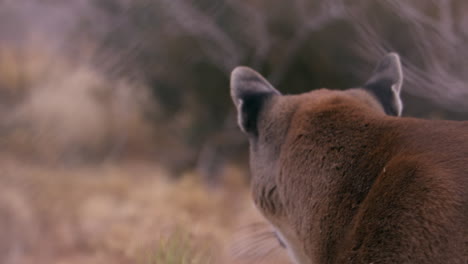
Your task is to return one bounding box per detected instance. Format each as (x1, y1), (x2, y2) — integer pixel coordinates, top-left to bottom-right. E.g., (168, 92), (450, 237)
(142, 230), (212, 264)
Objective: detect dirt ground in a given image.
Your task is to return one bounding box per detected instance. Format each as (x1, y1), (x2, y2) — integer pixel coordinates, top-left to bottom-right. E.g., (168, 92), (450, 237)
(0, 156), (291, 264)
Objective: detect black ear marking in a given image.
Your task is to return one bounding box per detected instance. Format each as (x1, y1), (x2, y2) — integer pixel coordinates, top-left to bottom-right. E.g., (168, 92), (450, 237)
(230, 67), (280, 134)
(364, 53), (404, 116)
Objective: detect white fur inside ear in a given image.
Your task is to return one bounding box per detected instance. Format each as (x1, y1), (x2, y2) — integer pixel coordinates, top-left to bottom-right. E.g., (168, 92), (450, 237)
(392, 53), (403, 92)
(391, 54), (403, 116)
(391, 84), (403, 116)
(236, 99), (247, 133)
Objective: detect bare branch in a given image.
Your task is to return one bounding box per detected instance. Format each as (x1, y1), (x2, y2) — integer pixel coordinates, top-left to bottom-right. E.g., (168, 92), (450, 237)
(268, 1), (347, 85)
(160, 0), (242, 74)
(225, 0), (271, 68)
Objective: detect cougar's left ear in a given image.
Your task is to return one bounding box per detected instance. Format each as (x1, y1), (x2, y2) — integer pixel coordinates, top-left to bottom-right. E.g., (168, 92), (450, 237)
(364, 53), (403, 116)
(230, 66), (281, 135)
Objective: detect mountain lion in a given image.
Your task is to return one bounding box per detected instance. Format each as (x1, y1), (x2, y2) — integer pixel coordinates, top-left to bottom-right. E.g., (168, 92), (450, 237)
(230, 53), (467, 263)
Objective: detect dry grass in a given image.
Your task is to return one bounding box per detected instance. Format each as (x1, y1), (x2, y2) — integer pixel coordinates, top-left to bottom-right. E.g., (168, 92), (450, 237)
(0, 157), (291, 264)
(0, 31), (291, 264)
(0, 42), (158, 164)
(140, 229), (212, 264)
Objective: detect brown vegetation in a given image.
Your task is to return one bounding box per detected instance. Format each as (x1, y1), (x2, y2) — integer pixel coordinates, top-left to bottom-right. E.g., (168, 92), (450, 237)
(0, 157), (291, 263)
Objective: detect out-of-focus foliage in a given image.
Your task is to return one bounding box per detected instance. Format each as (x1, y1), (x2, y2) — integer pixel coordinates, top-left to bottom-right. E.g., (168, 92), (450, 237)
(1, 0), (468, 180)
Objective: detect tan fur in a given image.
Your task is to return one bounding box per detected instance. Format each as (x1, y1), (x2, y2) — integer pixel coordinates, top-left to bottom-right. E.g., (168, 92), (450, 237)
(245, 89), (468, 263)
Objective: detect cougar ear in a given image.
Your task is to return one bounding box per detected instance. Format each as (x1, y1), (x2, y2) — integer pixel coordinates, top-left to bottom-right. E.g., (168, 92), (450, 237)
(364, 53), (404, 116)
(230, 66), (280, 134)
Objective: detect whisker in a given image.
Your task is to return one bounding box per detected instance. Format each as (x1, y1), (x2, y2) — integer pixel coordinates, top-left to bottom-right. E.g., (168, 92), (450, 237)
(230, 232), (282, 260)
(232, 237), (272, 256)
(244, 243), (281, 263)
(230, 231), (276, 254)
(228, 220), (287, 262)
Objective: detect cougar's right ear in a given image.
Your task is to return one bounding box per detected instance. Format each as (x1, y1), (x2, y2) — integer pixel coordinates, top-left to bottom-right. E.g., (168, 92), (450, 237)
(364, 53), (404, 116)
(230, 66), (281, 135)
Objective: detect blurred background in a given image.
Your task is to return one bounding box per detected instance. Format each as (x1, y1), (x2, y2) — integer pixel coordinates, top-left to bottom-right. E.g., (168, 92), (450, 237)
(1, 0), (468, 263)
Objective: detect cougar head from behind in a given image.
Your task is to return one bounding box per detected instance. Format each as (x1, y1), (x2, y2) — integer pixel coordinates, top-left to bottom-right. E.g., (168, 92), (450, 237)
(230, 53), (467, 264)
